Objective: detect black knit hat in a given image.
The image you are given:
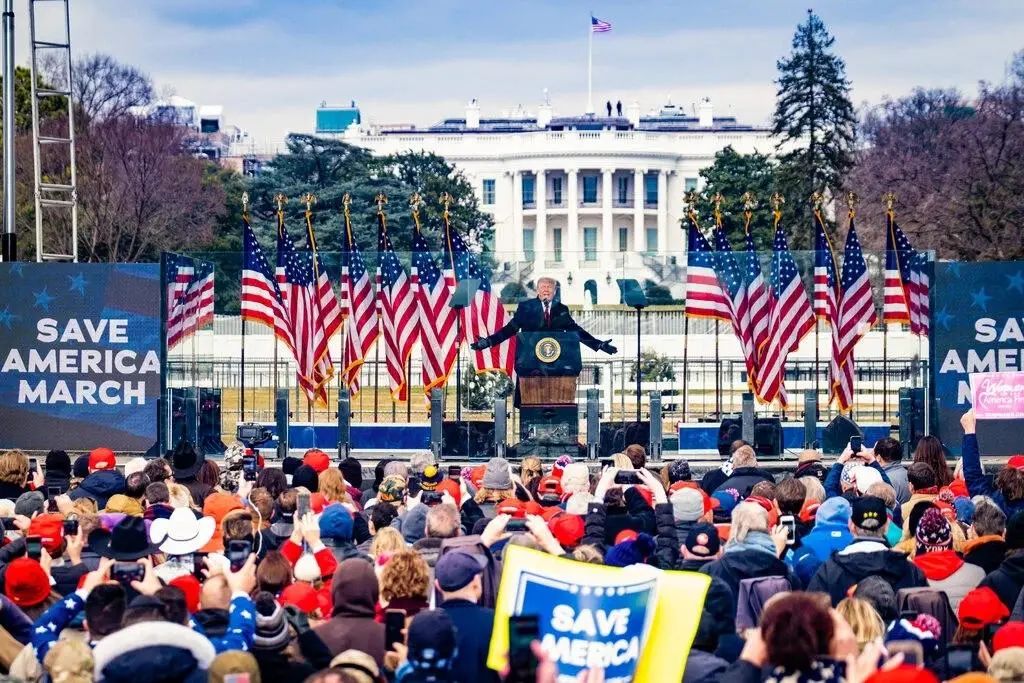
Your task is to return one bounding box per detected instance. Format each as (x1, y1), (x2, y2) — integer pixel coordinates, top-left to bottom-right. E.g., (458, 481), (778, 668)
(338, 457), (363, 489)
(45, 449), (71, 475)
(72, 455), (90, 479)
(291, 464), (319, 492)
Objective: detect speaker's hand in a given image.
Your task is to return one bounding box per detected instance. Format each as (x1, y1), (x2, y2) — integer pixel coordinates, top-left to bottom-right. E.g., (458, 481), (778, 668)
(600, 340), (618, 354)
(470, 338), (490, 351)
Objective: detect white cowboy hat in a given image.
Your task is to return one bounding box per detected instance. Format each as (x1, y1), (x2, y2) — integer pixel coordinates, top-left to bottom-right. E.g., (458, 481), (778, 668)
(149, 507), (216, 556)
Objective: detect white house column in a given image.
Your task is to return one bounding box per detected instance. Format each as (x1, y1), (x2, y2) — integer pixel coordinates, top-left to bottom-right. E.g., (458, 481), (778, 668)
(511, 170), (523, 261)
(657, 169), (669, 255)
(633, 168), (645, 252)
(534, 169), (547, 271)
(601, 168), (613, 257)
(566, 168), (579, 272)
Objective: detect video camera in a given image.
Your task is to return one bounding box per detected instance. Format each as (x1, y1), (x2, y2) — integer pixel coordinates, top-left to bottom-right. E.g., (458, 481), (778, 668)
(236, 423), (273, 449)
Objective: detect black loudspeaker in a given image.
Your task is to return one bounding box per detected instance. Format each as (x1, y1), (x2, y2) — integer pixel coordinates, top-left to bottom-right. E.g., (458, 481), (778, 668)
(442, 421), (495, 459)
(198, 388), (227, 455)
(899, 387), (926, 457)
(718, 415), (743, 456)
(822, 414), (863, 454)
(169, 388), (188, 448)
(753, 417), (782, 457)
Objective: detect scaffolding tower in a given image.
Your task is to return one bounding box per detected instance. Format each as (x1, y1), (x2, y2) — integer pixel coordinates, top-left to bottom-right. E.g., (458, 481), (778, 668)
(28, 0), (77, 262)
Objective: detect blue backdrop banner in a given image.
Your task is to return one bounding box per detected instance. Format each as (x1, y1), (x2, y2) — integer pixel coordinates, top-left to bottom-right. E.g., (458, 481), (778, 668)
(0, 263), (161, 451)
(932, 261), (1024, 455)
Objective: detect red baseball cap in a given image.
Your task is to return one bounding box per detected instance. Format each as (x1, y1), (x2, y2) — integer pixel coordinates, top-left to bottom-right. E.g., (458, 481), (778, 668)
(614, 529), (638, 545)
(88, 447), (116, 471)
(280, 582), (321, 615)
(310, 493), (328, 514)
(993, 621), (1024, 653)
(548, 514), (585, 548)
(1008, 455), (1024, 470)
(303, 450), (331, 474)
(863, 665), (939, 683)
(28, 514), (64, 554)
(4, 558), (50, 607)
(436, 479), (461, 507)
(496, 498), (526, 518)
(537, 476), (563, 497)
(958, 587), (1010, 629)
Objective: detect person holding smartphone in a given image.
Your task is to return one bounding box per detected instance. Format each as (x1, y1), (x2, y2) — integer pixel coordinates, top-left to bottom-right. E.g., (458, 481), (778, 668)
(0, 451), (42, 500)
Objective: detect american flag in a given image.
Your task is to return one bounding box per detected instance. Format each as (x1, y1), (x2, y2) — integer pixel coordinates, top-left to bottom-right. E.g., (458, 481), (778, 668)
(340, 214), (378, 396)
(445, 222), (514, 377)
(812, 215), (845, 408)
(685, 221), (731, 322)
(276, 214), (336, 406)
(591, 15), (612, 32)
(758, 222), (815, 407)
(166, 255), (214, 349)
(832, 217), (877, 411)
(240, 217), (293, 351)
(712, 225), (759, 392)
(743, 228), (771, 393)
(377, 213), (418, 401)
(885, 215), (930, 336)
(413, 222), (458, 394)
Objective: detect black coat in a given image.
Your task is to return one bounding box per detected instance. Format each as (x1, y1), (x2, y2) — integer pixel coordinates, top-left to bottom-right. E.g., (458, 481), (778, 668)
(980, 551), (1024, 610)
(0, 481), (30, 501)
(581, 488), (656, 551)
(808, 539), (928, 605)
(712, 467), (776, 498)
(254, 628), (332, 681)
(700, 547), (802, 603)
(964, 538), (1008, 576)
(441, 599), (501, 683)
(481, 297), (604, 351)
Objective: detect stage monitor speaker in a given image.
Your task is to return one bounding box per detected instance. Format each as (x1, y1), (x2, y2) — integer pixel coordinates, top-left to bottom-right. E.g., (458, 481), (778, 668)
(198, 388), (227, 455)
(430, 389), (443, 460)
(822, 414), (863, 454)
(183, 387), (198, 448)
(649, 392), (663, 463)
(442, 421), (495, 459)
(621, 421), (650, 454)
(753, 417), (782, 457)
(168, 388), (189, 448)
(274, 388), (289, 458)
(337, 389), (351, 459)
(899, 387), (926, 457)
(717, 415), (742, 456)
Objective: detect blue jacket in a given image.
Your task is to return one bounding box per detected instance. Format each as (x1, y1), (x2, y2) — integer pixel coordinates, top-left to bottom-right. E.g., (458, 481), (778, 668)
(788, 498), (853, 586)
(68, 470), (126, 509)
(32, 590), (90, 662)
(962, 433), (1024, 519)
(189, 593), (256, 653)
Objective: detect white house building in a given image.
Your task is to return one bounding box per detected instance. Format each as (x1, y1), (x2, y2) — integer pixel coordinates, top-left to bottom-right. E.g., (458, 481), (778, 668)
(341, 96), (775, 304)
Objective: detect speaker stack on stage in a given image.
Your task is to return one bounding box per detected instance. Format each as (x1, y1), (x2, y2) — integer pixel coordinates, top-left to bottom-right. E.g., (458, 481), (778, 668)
(822, 414), (864, 454)
(716, 415), (783, 458)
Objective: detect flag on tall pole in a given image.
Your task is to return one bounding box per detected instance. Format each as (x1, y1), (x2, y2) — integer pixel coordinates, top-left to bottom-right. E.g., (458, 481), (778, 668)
(411, 194), (458, 394)
(166, 256), (214, 349)
(684, 209), (732, 323)
(587, 14), (611, 115)
(832, 195), (877, 411)
(812, 208), (845, 409)
(709, 196), (759, 394)
(276, 195), (336, 405)
(340, 194), (379, 396)
(883, 196), (930, 336)
(757, 196), (815, 407)
(376, 194), (419, 401)
(241, 212), (293, 351)
(741, 194), (771, 397)
(443, 193), (514, 378)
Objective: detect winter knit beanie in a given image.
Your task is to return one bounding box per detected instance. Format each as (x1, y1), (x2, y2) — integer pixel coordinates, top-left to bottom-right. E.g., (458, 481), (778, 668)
(252, 592), (290, 651)
(915, 508), (953, 553)
(481, 457), (513, 490)
(44, 449), (72, 476)
(604, 533), (656, 567)
(291, 464), (319, 493)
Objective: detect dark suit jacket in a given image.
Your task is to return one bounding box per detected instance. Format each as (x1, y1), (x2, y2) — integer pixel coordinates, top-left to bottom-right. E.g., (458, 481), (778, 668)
(481, 297), (604, 351)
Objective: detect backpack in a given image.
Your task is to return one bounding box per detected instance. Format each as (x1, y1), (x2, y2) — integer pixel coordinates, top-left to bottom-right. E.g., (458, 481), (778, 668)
(437, 534), (501, 608)
(735, 575), (794, 630)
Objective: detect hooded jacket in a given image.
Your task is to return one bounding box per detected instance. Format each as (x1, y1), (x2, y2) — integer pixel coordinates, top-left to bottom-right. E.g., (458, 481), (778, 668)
(912, 549), (985, 611)
(807, 537), (928, 605)
(787, 498), (853, 586)
(42, 470), (72, 496)
(963, 535), (1008, 575)
(980, 550), (1024, 610)
(313, 558), (387, 667)
(68, 469), (126, 509)
(699, 533), (802, 601)
(712, 467), (775, 498)
(962, 433), (1024, 519)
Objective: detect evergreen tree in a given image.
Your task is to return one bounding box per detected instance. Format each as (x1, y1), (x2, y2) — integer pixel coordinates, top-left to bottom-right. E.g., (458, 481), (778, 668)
(694, 146), (784, 250)
(773, 10), (856, 247)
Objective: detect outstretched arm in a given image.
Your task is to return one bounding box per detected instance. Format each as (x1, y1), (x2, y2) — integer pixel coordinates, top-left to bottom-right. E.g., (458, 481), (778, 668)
(472, 309), (521, 349)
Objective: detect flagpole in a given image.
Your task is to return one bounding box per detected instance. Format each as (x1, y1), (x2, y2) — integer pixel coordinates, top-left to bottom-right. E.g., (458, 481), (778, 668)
(273, 194), (286, 407)
(883, 193), (896, 423)
(340, 193), (354, 421)
(811, 193), (824, 410)
(240, 193), (249, 423)
(374, 193), (388, 424)
(682, 192), (698, 425)
(441, 192), (464, 424)
(587, 12), (594, 115)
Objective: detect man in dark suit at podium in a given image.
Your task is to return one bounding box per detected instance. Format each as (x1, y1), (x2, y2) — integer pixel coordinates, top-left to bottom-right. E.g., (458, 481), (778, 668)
(469, 277), (617, 354)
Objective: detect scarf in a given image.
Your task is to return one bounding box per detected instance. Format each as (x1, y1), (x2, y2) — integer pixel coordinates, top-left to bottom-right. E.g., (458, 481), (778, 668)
(724, 530), (778, 557)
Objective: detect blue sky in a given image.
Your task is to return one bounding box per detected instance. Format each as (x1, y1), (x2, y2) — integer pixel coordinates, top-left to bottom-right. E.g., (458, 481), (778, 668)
(26, 1), (1024, 143)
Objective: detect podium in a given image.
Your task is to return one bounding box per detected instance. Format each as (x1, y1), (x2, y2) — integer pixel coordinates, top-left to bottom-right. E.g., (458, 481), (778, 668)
(516, 331), (582, 458)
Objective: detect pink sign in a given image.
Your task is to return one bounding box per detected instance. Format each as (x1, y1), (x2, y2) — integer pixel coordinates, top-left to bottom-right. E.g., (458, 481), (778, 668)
(970, 372), (1024, 419)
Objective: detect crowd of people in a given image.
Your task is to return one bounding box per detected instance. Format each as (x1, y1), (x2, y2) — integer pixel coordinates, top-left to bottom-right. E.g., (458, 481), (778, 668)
(0, 408), (1019, 681)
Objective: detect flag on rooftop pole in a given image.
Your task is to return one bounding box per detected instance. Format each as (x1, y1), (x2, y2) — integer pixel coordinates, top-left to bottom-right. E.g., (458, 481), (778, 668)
(591, 15), (612, 32)
(376, 194), (419, 402)
(411, 195), (458, 395)
(240, 212), (293, 352)
(443, 193), (515, 378)
(757, 197), (815, 407)
(832, 196), (878, 411)
(339, 195), (379, 397)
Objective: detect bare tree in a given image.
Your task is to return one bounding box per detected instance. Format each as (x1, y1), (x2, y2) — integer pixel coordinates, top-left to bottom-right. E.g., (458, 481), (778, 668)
(42, 52), (154, 122)
(76, 118), (223, 261)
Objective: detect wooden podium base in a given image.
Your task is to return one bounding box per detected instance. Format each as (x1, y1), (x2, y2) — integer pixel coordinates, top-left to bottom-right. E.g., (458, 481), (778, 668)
(520, 376), (576, 406)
